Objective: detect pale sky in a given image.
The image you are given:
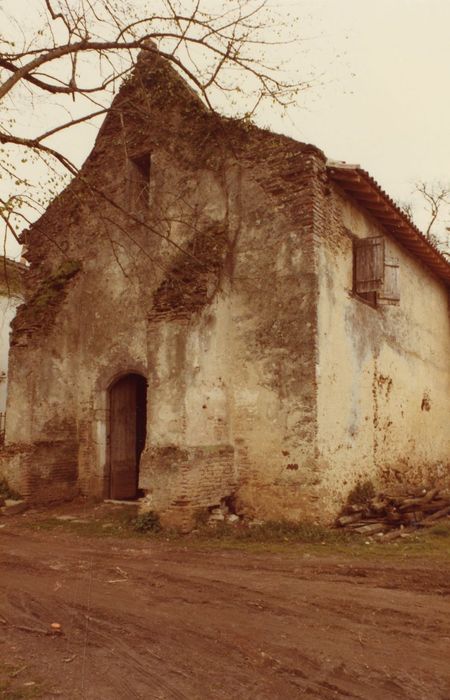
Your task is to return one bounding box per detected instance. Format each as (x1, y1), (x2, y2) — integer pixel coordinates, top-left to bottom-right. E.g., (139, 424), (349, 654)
(263, 0), (450, 231)
(2, 0), (449, 257)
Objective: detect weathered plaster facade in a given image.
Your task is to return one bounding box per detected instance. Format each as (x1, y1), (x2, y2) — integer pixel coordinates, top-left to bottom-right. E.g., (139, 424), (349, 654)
(315, 189), (450, 514)
(1, 49), (449, 524)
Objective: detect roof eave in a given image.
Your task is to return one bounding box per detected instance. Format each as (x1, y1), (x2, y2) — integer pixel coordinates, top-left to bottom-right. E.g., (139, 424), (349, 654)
(326, 161), (450, 288)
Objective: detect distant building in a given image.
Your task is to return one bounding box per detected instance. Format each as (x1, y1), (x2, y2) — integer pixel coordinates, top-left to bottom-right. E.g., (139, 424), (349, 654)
(0, 258), (24, 440)
(1, 50), (449, 525)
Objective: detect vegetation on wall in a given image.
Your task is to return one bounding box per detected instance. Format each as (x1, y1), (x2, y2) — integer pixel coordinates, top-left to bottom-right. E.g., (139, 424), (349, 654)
(0, 0), (306, 248)
(152, 224), (229, 314)
(31, 259), (81, 309)
(11, 259), (81, 341)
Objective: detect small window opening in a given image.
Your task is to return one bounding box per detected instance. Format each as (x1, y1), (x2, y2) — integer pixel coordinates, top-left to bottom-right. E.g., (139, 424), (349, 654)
(129, 153), (151, 210)
(353, 236), (400, 307)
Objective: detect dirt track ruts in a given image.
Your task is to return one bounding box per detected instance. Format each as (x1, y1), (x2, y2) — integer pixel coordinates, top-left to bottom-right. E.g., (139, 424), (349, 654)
(1, 522), (450, 699)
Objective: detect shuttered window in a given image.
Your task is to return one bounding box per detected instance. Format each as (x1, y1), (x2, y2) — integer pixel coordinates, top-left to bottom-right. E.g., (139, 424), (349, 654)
(353, 236), (400, 306)
(354, 237), (385, 293)
(378, 260), (400, 305)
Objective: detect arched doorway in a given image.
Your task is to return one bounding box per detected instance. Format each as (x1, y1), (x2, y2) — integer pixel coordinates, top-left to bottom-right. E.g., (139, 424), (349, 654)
(108, 373), (147, 499)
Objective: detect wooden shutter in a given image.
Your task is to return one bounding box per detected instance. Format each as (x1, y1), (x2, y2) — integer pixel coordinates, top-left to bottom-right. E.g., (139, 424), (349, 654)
(354, 237), (385, 293)
(378, 259), (400, 305)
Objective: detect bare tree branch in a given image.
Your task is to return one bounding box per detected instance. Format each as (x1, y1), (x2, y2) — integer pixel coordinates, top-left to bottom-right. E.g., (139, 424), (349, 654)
(0, 0), (305, 257)
(415, 181), (450, 238)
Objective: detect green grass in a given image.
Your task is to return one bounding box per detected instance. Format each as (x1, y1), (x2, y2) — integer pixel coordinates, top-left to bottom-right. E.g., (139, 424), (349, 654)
(31, 260), (81, 311)
(186, 525), (450, 559)
(133, 511), (162, 533)
(20, 510), (450, 559)
(192, 519), (352, 544)
(27, 514), (139, 539)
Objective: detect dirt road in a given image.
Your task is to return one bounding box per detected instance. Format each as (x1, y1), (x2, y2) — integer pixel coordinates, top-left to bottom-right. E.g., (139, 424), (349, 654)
(1, 510), (450, 699)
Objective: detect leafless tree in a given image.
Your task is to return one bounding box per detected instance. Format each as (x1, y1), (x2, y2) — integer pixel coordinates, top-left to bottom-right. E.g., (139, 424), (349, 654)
(397, 183), (450, 259)
(414, 180), (450, 240)
(396, 200), (415, 222)
(0, 0), (306, 247)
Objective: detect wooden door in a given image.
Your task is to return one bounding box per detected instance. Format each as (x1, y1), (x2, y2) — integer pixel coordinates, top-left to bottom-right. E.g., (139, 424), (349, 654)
(109, 375), (139, 499)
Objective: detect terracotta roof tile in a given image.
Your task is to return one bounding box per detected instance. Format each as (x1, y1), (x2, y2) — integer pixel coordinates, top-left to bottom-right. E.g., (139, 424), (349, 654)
(327, 161), (450, 287)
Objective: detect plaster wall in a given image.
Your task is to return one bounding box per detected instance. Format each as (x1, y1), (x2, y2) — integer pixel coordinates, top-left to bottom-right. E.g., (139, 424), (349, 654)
(2, 100), (321, 521)
(316, 190), (450, 512)
(4, 238), (149, 501)
(139, 152), (321, 524)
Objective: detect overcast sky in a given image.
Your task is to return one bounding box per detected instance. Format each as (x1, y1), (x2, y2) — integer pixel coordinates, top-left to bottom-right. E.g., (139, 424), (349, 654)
(263, 0), (450, 230)
(2, 0), (449, 257)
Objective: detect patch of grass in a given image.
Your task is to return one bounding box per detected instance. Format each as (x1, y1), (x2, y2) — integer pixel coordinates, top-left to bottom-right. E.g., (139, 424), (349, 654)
(341, 523), (450, 560)
(185, 517), (450, 559)
(132, 511), (161, 533)
(202, 519), (351, 544)
(18, 506), (450, 560)
(23, 505), (166, 540)
(0, 476), (21, 500)
(30, 260), (81, 311)
(26, 515), (138, 539)
(186, 519), (357, 554)
(182, 522), (362, 556)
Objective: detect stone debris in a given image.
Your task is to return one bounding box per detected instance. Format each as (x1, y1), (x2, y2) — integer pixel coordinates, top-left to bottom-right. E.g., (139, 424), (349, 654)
(0, 499), (28, 516)
(209, 508), (225, 522)
(336, 486), (450, 540)
(227, 514), (240, 524)
(206, 500), (242, 526)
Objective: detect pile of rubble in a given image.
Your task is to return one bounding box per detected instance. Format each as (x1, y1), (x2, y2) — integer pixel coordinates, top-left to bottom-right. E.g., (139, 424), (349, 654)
(207, 501), (241, 525)
(336, 487), (450, 540)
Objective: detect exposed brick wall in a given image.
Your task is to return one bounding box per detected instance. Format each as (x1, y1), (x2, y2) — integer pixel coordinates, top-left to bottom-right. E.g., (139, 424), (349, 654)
(145, 445), (235, 529)
(0, 439), (79, 503)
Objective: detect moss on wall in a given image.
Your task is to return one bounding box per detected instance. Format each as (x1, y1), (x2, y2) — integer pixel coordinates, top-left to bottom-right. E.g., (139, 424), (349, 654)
(11, 260), (81, 342)
(152, 224), (228, 314)
(31, 260), (81, 310)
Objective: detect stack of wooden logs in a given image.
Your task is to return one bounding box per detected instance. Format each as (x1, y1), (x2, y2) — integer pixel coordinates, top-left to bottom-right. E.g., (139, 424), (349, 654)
(336, 487), (450, 540)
